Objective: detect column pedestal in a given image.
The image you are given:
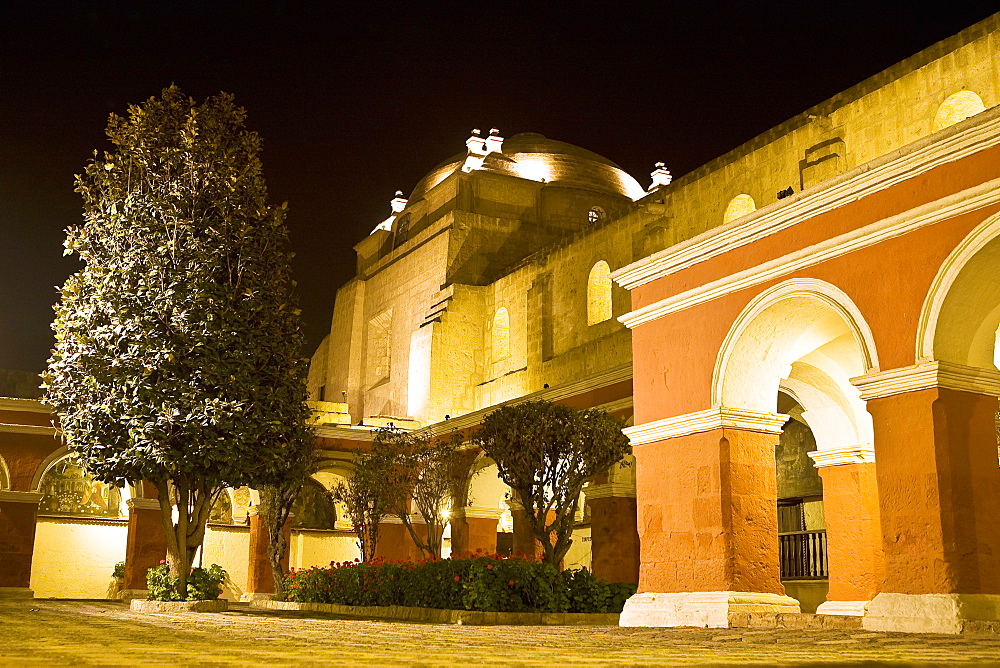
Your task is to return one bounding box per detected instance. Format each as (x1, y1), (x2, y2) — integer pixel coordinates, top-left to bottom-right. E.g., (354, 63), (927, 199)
(809, 449), (883, 617)
(122, 495), (166, 600)
(449, 507), (502, 557)
(585, 484), (639, 584)
(0, 491), (42, 598)
(243, 509), (292, 599)
(853, 363), (1000, 633)
(620, 409), (799, 627)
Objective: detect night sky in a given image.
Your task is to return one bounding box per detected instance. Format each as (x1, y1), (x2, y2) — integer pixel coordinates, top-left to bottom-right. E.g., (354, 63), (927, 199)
(1, 1), (997, 374)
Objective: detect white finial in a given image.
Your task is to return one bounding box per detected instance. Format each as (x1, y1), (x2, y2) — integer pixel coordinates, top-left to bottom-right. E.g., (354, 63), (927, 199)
(463, 128), (488, 172)
(648, 162), (672, 191)
(484, 128), (504, 155)
(390, 190), (407, 213)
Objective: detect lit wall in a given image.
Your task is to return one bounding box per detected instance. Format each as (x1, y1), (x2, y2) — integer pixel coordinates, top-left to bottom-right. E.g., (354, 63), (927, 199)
(289, 530), (361, 568)
(203, 525), (250, 601)
(30, 518), (127, 598)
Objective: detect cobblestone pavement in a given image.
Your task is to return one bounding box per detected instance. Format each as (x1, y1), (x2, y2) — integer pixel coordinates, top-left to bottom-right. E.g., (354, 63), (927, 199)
(1, 600), (999, 666)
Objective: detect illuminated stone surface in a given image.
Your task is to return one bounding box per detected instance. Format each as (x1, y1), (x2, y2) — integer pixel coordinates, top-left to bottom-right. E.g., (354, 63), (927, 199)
(3, 600), (1000, 665)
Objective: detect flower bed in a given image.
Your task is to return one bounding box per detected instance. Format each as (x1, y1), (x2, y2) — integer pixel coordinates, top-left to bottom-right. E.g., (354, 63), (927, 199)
(281, 553), (636, 614)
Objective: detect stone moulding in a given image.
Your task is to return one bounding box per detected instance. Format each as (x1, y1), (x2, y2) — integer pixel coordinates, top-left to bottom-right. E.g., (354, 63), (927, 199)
(619, 591), (800, 628)
(251, 599), (620, 626)
(863, 593), (1000, 635)
(130, 599), (228, 613)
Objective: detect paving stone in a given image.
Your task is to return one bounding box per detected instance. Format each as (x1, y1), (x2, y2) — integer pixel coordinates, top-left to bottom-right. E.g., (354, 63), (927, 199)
(1, 600), (999, 666)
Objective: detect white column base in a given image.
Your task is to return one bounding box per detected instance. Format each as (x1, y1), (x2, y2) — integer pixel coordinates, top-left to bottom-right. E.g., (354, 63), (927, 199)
(862, 593), (1000, 634)
(619, 591), (801, 628)
(0, 587), (34, 599)
(816, 600), (869, 616)
(240, 592), (274, 602)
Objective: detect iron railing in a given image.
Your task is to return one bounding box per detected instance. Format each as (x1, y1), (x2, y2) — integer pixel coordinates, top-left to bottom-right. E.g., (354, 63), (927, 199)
(779, 529), (828, 579)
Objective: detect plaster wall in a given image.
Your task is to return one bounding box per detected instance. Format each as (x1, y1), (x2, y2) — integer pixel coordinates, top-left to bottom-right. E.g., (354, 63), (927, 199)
(30, 518), (126, 598)
(202, 525), (250, 601)
(289, 530), (361, 569)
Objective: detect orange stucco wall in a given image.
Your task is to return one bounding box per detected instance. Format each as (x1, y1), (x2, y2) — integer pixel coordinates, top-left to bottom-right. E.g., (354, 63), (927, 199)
(634, 428), (784, 595)
(818, 463), (883, 602)
(631, 203), (1000, 424)
(868, 388), (1000, 595)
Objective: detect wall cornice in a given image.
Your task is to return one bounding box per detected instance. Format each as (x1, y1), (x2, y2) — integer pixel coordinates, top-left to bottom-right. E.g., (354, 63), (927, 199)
(584, 482), (637, 500)
(619, 177), (1000, 329)
(851, 360), (1000, 401)
(808, 446), (877, 468)
(452, 507), (504, 520)
(0, 491), (44, 503)
(0, 398), (49, 414)
(623, 407), (789, 445)
(0, 423), (56, 436)
(612, 107), (1000, 292)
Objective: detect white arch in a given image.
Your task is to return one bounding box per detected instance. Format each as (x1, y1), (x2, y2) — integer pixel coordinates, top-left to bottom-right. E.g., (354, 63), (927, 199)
(714, 279), (879, 451)
(0, 454), (9, 490)
(917, 211), (1000, 369)
(723, 194), (757, 224)
(30, 445), (71, 492)
(587, 261), (613, 325)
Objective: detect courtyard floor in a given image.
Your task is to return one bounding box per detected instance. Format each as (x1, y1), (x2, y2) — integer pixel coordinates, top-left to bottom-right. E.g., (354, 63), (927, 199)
(1, 600), (999, 666)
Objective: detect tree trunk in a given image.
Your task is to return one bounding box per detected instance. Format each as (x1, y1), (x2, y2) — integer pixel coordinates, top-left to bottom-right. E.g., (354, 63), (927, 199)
(155, 477), (216, 599)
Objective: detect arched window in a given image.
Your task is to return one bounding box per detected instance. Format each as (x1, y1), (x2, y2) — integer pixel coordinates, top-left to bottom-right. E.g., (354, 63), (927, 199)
(492, 307), (510, 361)
(587, 261), (613, 325)
(37, 455), (122, 518)
(723, 194), (757, 224)
(933, 91), (986, 132)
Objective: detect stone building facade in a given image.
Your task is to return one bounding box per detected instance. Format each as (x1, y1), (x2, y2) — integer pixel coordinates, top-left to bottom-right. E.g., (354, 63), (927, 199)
(1, 12), (998, 634)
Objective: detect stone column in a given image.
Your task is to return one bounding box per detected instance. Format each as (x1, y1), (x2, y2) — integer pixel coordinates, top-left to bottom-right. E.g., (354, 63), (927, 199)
(0, 491), (42, 598)
(619, 408), (800, 627)
(243, 508), (292, 600)
(585, 483), (639, 584)
(374, 515), (438, 562)
(809, 448), (883, 616)
(122, 495), (167, 600)
(449, 507), (502, 557)
(853, 362), (1000, 633)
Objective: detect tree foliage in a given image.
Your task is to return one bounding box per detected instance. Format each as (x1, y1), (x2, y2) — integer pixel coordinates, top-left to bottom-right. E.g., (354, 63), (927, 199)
(472, 400), (630, 566)
(332, 449), (394, 562)
(43, 86), (312, 598)
(370, 427), (463, 559)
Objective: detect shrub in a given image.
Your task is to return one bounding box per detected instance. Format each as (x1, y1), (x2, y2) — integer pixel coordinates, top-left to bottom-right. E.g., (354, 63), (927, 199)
(281, 554), (632, 614)
(147, 562), (228, 601)
(112, 561), (126, 580)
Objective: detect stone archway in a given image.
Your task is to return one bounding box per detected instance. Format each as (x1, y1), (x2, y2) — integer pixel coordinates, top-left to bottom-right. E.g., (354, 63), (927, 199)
(712, 278), (883, 616)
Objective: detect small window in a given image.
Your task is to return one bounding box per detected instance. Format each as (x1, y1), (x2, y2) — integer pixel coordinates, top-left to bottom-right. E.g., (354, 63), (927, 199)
(318, 385), (326, 402)
(492, 307), (511, 361)
(933, 91), (986, 132)
(587, 206), (605, 225)
(723, 194), (757, 224)
(587, 261), (613, 325)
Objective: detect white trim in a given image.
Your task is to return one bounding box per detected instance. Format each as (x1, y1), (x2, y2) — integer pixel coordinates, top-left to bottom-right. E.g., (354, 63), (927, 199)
(620, 591), (800, 628)
(312, 425), (375, 441)
(29, 445), (70, 492)
(126, 498), (161, 511)
(623, 407), (789, 445)
(851, 360), (1000, 401)
(612, 106), (1000, 291)
(0, 490), (43, 504)
(619, 178), (1000, 328)
(0, 423), (56, 436)
(584, 482), (637, 500)
(916, 210), (1000, 362)
(808, 446), (876, 468)
(0, 398), (48, 414)
(0, 454), (8, 490)
(711, 279), (880, 408)
(816, 600), (869, 616)
(452, 507), (504, 520)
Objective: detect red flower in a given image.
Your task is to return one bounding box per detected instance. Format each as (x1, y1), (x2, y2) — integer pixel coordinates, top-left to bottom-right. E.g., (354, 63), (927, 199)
(159, 560), (167, 565)
(486, 564), (493, 570)
(508, 579), (515, 586)
(453, 576), (460, 581)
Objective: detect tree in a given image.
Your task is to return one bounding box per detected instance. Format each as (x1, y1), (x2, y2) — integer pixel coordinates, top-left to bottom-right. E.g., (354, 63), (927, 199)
(472, 400), (630, 566)
(371, 427), (462, 560)
(43, 86), (313, 599)
(257, 440), (316, 601)
(332, 450), (395, 562)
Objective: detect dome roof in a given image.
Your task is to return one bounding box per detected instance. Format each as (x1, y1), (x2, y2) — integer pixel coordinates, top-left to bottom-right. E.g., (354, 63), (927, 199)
(408, 133), (645, 202)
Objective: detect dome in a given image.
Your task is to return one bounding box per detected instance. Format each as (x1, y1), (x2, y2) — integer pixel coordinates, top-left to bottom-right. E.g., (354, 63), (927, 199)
(407, 132), (645, 202)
